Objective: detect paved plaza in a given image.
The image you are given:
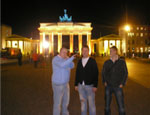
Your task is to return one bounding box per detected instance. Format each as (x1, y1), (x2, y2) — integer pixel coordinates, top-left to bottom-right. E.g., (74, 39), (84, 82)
(1, 57), (150, 115)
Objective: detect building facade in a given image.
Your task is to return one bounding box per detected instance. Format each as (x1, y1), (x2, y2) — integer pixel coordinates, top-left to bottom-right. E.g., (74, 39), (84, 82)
(91, 34), (122, 56)
(5, 34), (39, 55)
(119, 25), (150, 57)
(0, 24), (12, 50)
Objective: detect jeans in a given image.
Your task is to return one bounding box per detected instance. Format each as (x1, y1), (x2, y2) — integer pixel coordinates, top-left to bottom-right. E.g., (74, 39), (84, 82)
(52, 83), (70, 115)
(105, 86), (126, 115)
(18, 58), (22, 66)
(78, 84), (96, 115)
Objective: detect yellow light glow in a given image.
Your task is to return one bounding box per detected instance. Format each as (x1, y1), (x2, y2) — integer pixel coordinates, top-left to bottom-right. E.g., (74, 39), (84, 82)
(79, 34), (82, 55)
(40, 42), (43, 54)
(124, 25), (130, 31)
(7, 41), (11, 47)
(12, 41), (18, 48)
(140, 47), (143, 53)
(70, 34), (73, 53)
(104, 40), (108, 53)
(19, 41), (23, 54)
(58, 33), (62, 52)
(43, 41), (49, 48)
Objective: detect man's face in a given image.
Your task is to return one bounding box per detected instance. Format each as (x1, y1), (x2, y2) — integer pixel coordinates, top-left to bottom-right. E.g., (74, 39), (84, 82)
(110, 48), (117, 57)
(60, 48), (68, 59)
(82, 48), (89, 58)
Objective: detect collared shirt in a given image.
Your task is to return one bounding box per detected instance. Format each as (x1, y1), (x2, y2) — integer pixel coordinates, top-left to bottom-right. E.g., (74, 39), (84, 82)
(110, 55), (119, 63)
(82, 57), (89, 67)
(81, 57), (89, 85)
(52, 55), (74, 85)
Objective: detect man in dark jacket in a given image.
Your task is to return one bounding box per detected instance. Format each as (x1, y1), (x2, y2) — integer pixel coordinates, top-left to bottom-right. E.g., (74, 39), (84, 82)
(17, 49), (22, 66)
(102, 46), (128, 115)
(75, 45), (99, 115)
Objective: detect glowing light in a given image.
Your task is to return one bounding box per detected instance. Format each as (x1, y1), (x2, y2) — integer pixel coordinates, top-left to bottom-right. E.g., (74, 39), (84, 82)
(43, 41), (49, 48)
(104, 40), (108, 53)
(79, 34), (82, 55)
(70, 34), (73, 53)
(124, 25), (130, 31)
(12, 41), (18, 48)
(58, 33), (62, 52)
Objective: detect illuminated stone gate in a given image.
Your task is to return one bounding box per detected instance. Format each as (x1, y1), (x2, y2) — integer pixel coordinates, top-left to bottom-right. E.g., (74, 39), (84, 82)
(38, 9), (93, 55)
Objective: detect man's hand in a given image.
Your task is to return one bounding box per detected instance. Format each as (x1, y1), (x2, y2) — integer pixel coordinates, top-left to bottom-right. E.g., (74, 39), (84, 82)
(75, 86), (78, 91)
(72, 54), (77, 58)
(119, 84), (123, 88)
(92, 87), (97, 92)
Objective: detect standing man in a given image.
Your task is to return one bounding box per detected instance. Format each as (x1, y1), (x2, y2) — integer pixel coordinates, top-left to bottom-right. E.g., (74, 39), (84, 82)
(75, 45), (99, 115)
(32, 51), (38, 68)
(52, 47), (75, 115)
(17, 49), (22, 66)
(102, 46), (128, 115)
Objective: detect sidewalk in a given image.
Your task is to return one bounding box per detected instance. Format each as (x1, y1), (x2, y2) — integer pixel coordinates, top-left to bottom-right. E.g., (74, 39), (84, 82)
(0, 57), (29, 65)
(130, 57), (150, 63)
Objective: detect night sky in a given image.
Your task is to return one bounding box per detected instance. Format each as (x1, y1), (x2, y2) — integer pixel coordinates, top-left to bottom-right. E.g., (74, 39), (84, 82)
(2, 0), (150, 39)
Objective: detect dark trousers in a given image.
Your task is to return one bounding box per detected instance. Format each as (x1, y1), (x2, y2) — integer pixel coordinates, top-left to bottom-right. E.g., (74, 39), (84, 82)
(105, 86), (126, 115)
(18, 58), (22, 66)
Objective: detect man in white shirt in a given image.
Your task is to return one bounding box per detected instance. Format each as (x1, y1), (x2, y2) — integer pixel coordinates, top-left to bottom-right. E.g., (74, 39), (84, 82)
(75, 45), (99, 115)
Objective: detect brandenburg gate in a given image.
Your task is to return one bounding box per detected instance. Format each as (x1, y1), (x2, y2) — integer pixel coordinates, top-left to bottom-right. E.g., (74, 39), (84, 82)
(38, 9), (93, 55)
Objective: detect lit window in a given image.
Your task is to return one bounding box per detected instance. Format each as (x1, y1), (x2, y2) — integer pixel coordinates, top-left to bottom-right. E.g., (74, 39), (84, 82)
(104, 40), (108, 53)
(136, 47), (139, 52)
(12, 41), (18, 48)
(137, 27), (139, 30)
(19, 41), (23, 52)
(7, 41), (11, 47)
(140, 33), (143, 37)
(128, 32), (134, 37)
(140, 47), (143, 52)
(148, 47), (150, 52)
(109, 40), (115, 47)
(141, 27), (143, 30)
(145, 47), (148, 52)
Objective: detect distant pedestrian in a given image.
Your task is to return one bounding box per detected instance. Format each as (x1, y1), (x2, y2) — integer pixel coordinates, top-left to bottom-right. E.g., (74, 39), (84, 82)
(32, 51), (38, 68)
(17, 49), (22, 66)
(102, 46), (128, 115)
(75, 45), (99, 115)
(52, 47), (76, 115)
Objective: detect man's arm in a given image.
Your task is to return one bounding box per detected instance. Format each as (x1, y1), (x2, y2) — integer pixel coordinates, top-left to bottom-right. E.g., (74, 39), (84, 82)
(92, 59), (99, 88)
(69, 62), (74, 69)
(121, 60), (128, 86)
(102, 62), (107, 84)
(75, 61), (80, 86)
(53, 56), (74, 68)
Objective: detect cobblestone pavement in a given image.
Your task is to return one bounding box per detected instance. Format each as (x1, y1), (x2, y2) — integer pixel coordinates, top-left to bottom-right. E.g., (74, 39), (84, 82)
(1, 57), (150, 115)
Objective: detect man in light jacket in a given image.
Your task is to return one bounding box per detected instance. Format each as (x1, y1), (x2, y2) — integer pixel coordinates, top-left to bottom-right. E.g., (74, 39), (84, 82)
(52, 47), (76, 115)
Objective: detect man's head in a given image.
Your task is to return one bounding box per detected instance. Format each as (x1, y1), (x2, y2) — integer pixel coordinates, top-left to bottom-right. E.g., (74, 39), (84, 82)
(59, 47), (68, 59)
(110, 46), (118, 57)
(82, 45), (89, 58)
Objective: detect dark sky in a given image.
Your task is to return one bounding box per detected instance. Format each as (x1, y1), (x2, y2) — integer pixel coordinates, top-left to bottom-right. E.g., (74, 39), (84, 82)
(2, 0), (150, 39)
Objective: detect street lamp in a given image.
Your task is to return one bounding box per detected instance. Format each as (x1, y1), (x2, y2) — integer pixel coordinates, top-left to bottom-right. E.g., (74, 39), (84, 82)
(124, 24), (131, 57)
(124, 25), (130, 31)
